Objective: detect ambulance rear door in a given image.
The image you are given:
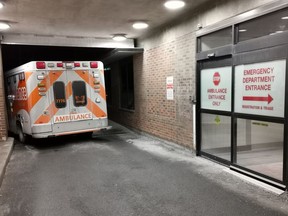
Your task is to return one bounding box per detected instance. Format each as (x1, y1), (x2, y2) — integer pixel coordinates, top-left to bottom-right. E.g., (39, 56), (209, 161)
(66, 64), (92, 122)
(51, 69), (71, 131)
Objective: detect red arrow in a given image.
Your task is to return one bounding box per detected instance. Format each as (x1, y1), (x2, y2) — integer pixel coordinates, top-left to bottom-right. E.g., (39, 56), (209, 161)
(243, 94), (273, 104)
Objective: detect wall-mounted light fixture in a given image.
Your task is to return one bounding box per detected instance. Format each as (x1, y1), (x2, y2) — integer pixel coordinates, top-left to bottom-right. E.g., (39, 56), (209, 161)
(112, 34), (127, 41)
(0, 22), (10, 30)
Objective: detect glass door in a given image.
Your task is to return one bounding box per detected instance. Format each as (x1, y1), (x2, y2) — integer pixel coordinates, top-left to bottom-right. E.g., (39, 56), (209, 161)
(232, 45), (288, 184)
(197, 56), (233, 164)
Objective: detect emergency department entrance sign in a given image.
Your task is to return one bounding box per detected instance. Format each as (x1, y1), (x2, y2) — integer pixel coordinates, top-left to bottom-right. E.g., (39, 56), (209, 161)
(234, 60), (286, 118)
(201, 66), (232, 111)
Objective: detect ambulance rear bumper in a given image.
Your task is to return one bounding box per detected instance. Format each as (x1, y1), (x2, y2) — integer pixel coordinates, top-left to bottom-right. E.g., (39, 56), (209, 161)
(31, 118), (109, 138)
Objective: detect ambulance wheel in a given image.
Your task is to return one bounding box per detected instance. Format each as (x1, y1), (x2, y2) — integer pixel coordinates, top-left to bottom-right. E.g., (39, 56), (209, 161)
(17, 124), (27, 144)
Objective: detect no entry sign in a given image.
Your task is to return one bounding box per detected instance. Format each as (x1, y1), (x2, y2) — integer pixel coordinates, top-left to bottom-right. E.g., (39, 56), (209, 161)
(234, 60), (286, 117)
(201, 66), (232, 111)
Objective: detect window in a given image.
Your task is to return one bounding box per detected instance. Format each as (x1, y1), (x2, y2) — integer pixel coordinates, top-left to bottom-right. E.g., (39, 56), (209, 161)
(238, 7), (288, 42)
(201, 114), (231, 161)
(19, 72), (25, 81)
(236, 119), (283, 180)
(199, 27), (232, 52)
(72, 81), (87, 107)
(53, 82), (66, 108)
(120, 57), (134, 110)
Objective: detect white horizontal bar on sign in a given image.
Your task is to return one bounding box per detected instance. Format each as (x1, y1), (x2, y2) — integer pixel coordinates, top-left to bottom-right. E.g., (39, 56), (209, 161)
(1, 33), (135, 48)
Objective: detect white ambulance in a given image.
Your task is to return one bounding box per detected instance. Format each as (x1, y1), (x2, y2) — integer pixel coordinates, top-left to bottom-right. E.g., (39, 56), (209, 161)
(5, 61), (109, 143)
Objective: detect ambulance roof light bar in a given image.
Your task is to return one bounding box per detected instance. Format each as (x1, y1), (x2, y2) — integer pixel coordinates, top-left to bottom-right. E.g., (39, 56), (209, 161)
(65, 63), (74, 69)
(57, 63), (64, 67)
(90, 62), (98, 68)
(74, 62), (80, 67)
(36, 62), (46, 69)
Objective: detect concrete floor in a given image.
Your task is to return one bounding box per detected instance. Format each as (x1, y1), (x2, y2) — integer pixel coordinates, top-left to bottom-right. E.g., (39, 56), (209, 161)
(1, 122), (288, 216)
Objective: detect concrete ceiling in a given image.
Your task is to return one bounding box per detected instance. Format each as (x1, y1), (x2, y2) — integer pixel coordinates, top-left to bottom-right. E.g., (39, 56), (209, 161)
(0, 0), (209, 40)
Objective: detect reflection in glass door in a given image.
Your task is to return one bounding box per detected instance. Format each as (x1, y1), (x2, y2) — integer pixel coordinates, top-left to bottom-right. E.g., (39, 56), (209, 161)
(201, 114), (231, 161)
(236, 119), (283, 180)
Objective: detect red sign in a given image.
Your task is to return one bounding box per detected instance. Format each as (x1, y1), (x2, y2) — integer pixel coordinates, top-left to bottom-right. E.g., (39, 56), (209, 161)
(213, 72), (220, 86)
(243, 94), (273, 104)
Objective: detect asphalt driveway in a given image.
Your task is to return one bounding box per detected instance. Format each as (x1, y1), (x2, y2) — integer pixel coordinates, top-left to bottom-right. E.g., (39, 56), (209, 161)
(0, 122), (288, 216)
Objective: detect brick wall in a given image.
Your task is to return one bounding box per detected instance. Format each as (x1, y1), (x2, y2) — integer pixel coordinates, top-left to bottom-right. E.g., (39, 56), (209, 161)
(0, 49), (8, 141)
(108, 33), (195, 148)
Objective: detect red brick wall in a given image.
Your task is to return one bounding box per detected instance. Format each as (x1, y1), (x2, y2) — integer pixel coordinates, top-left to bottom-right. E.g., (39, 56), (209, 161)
(0, 53), (8, 141)
(108, 33), (195, 148)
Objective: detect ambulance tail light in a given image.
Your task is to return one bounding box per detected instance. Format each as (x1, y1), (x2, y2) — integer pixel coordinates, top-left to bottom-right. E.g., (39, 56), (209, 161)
(36, 62), (46, 69)
(57, 63), (64, 67)
(90, 62), (98, 68)
(74, 62), (80, 67)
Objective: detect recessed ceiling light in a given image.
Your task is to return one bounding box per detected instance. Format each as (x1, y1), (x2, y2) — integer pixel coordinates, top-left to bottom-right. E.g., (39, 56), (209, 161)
(281, 16), (288, 20)
(164, 0), (185, 10)
(0, 3), (4, 9)
(112, 35), (127, 41)
(239, 29), (247, 32)
(133, 22), (149, 29)
(0, 22), (10, 30)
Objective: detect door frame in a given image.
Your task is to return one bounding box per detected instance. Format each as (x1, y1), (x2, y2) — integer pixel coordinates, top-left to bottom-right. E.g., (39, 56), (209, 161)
(196, 44), (288, 188)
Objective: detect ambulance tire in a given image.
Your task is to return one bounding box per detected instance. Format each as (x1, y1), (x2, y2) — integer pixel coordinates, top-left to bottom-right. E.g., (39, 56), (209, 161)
(17, 124), (27, 144)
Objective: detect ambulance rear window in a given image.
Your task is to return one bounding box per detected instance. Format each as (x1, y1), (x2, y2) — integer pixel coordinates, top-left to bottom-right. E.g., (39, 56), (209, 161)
(72, 81), (87, 107)
(53, 82), (66, 108)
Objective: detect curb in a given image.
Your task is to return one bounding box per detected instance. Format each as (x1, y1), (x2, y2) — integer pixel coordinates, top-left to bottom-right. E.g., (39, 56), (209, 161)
(0, 137), (14, 188)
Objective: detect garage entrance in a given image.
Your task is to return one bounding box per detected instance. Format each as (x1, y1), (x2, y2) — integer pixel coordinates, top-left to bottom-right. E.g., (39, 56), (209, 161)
(0, 35), (143, 139)
(196, 5), (288, 188)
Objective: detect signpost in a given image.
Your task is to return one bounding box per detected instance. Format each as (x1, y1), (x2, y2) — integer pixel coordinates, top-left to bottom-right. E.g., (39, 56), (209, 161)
(201, 66), (232, 111)
(234, 60), (286, 118)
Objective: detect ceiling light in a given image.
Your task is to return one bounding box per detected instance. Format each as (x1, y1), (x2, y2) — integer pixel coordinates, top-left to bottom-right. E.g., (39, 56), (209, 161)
(112, 35), (127, 41)
(164, 0), (185, 10)
(281, 16), (288, 20)
(133, 22), (149, 29)
(239, 29), (247, 32)
(275, 30), (284, 33)
(0, 22), (10, 30)
(0, 3), (4, 9)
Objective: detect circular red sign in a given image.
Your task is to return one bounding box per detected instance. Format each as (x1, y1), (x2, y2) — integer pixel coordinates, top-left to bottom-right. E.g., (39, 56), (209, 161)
(213, 72), (220, 86)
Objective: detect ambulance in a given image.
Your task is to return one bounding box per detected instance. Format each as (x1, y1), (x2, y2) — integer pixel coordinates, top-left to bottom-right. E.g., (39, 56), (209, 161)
(5, 61), (109, 143)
